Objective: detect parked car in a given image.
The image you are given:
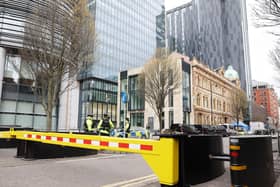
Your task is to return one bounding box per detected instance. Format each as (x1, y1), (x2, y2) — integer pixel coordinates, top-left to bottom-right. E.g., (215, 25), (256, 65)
(222, 124), (237, 135)
(114, 127), (148, 139)
(214, 125), (228, 137)
(193, 124), (216, 134)
(181, 125), (200, 134)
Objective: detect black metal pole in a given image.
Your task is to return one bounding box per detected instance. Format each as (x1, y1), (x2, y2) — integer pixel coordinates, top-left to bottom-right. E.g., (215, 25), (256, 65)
(210, 82), (213, 125)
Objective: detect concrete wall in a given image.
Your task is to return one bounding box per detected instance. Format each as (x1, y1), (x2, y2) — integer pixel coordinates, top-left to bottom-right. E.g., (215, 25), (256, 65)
(0, 47), (6, 100)
(58, 79), (80, 131)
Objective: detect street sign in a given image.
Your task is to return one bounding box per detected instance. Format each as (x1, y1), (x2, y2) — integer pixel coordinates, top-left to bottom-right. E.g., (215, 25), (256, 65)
(121, 91), (127, 103)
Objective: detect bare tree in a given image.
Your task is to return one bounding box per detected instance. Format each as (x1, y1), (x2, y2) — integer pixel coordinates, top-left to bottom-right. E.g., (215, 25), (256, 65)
(139, 49), (181, 131)
(254, 0), (280, 79)
(231, 88), (248, 127)
(21, 0), (96, 130)
(253, 0), (280, 34)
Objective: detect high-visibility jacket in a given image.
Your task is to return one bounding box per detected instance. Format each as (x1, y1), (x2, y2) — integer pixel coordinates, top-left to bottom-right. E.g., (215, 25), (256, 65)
(97, 119), (114, 135)
(125, 120), (130, 133)
(85, 116), (93, 132)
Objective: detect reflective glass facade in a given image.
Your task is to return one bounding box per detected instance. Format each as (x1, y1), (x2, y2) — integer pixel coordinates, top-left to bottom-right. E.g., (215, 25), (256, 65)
(79, 78), (118, 128)
(0, 1), (72, 129)
(79, 0), (165, 129)
(167, 0), (252, 99)
(85, 0), (165, 80)
(0, 53), (56, 130)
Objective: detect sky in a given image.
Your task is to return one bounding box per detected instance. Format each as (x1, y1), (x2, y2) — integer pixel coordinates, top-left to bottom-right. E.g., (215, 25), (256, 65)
(165, 0), (280, 95)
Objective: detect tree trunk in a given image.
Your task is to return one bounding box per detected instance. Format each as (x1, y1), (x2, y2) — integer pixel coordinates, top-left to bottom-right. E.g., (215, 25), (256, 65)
(158, 108), (163, 132)
(46, 80), (54, 131)
(46, 108), (53, 131)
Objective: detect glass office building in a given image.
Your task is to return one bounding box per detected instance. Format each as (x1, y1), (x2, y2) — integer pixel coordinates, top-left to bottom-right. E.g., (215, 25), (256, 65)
(166, 0), (252, 100)
(0, 0), (165, 130)
(0, 1), (72, 130)
(78, 0), (165, 129)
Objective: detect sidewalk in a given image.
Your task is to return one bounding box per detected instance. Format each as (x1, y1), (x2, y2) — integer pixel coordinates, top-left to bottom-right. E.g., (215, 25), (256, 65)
(146, 167), (280, 187)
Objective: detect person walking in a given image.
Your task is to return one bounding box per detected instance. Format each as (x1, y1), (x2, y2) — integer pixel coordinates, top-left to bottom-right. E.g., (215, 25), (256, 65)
(97, 114), (114, 136)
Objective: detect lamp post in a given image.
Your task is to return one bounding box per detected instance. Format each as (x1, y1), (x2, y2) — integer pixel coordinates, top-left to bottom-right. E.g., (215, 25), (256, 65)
(210, 81), (213, 125)
(121, 91), (128, 138)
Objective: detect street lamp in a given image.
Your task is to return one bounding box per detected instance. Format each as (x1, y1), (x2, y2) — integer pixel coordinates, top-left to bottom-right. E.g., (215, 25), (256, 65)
(210, 82), (213, 125)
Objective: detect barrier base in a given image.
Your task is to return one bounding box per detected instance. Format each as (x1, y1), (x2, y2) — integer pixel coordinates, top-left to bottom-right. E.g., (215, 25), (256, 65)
(17, 141), (97, 159)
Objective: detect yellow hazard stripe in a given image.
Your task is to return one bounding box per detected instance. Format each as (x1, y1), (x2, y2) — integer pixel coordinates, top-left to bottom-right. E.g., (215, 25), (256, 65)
(230, 145), (240, 150)
(230, 165), (247, 171)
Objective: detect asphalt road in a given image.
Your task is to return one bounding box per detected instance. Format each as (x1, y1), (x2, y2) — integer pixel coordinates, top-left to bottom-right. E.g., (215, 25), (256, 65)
(0, 137), (279, 187)
(0, 149), (154, 187)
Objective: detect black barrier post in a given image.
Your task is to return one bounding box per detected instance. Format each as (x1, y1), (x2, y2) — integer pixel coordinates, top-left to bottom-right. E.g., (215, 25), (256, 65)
(230, 136), (275, 187)
(178, 136), (190, 187)
(160, 134), (225, 186)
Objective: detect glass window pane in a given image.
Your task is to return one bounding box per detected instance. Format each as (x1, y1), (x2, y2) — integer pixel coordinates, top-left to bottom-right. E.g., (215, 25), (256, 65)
(15, 115), (33, 128)
(33, 116), (47, 130)
(17, 102), (33, 114)
(0, 100), (16, 112)
(34, 104), (45, 114)
(0, 114), (15, 125)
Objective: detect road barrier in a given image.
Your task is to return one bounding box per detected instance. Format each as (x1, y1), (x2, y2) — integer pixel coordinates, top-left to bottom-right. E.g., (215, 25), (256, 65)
(0, 129), (277, 186)
(179, 135), (225, 185)
(230, 136), (275, 187)
(0, 129), (179, 186)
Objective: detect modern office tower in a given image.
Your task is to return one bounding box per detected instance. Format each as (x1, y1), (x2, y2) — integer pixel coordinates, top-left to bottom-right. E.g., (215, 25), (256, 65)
(166, 0), (252, 100)
(0, 1), (165, 130)
(0, 1), (74, 130)
(76, 0), (165, 129)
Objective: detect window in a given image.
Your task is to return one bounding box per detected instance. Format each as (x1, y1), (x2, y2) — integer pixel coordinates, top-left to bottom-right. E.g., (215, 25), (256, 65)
(169, 89), (173, 107)
(130, 112), (144, 127)
(128, 76), (144, 111)
(169, 111), (174, 127)
(197, 94), (201, 106)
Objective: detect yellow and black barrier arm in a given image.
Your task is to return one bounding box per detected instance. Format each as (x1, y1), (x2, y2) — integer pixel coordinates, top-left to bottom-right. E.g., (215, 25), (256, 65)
(0, 129), (179, 186)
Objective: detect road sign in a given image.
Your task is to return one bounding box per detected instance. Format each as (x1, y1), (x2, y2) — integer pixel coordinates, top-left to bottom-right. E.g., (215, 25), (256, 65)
(121, 91), (127, 103)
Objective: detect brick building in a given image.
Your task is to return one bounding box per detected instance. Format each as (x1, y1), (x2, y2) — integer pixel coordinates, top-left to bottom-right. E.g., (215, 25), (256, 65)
(252, 81), (279, 127)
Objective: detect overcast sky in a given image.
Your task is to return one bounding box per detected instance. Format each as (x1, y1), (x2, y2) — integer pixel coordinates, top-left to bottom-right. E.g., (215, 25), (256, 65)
(165, 0), (280, 95)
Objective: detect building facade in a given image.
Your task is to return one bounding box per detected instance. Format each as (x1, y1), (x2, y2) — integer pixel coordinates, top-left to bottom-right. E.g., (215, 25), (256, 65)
(252, 81), (279, 127)
(74, 0), (166, 130)
(166, 0), (252, 100)
(0, 1), (165, 131)
(0, 1), (74, 130)
(191, 59), (241, 125)
(117, 53), (242, 130)
(117, 53), (191, 130)
(251, 102), (267, 123)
